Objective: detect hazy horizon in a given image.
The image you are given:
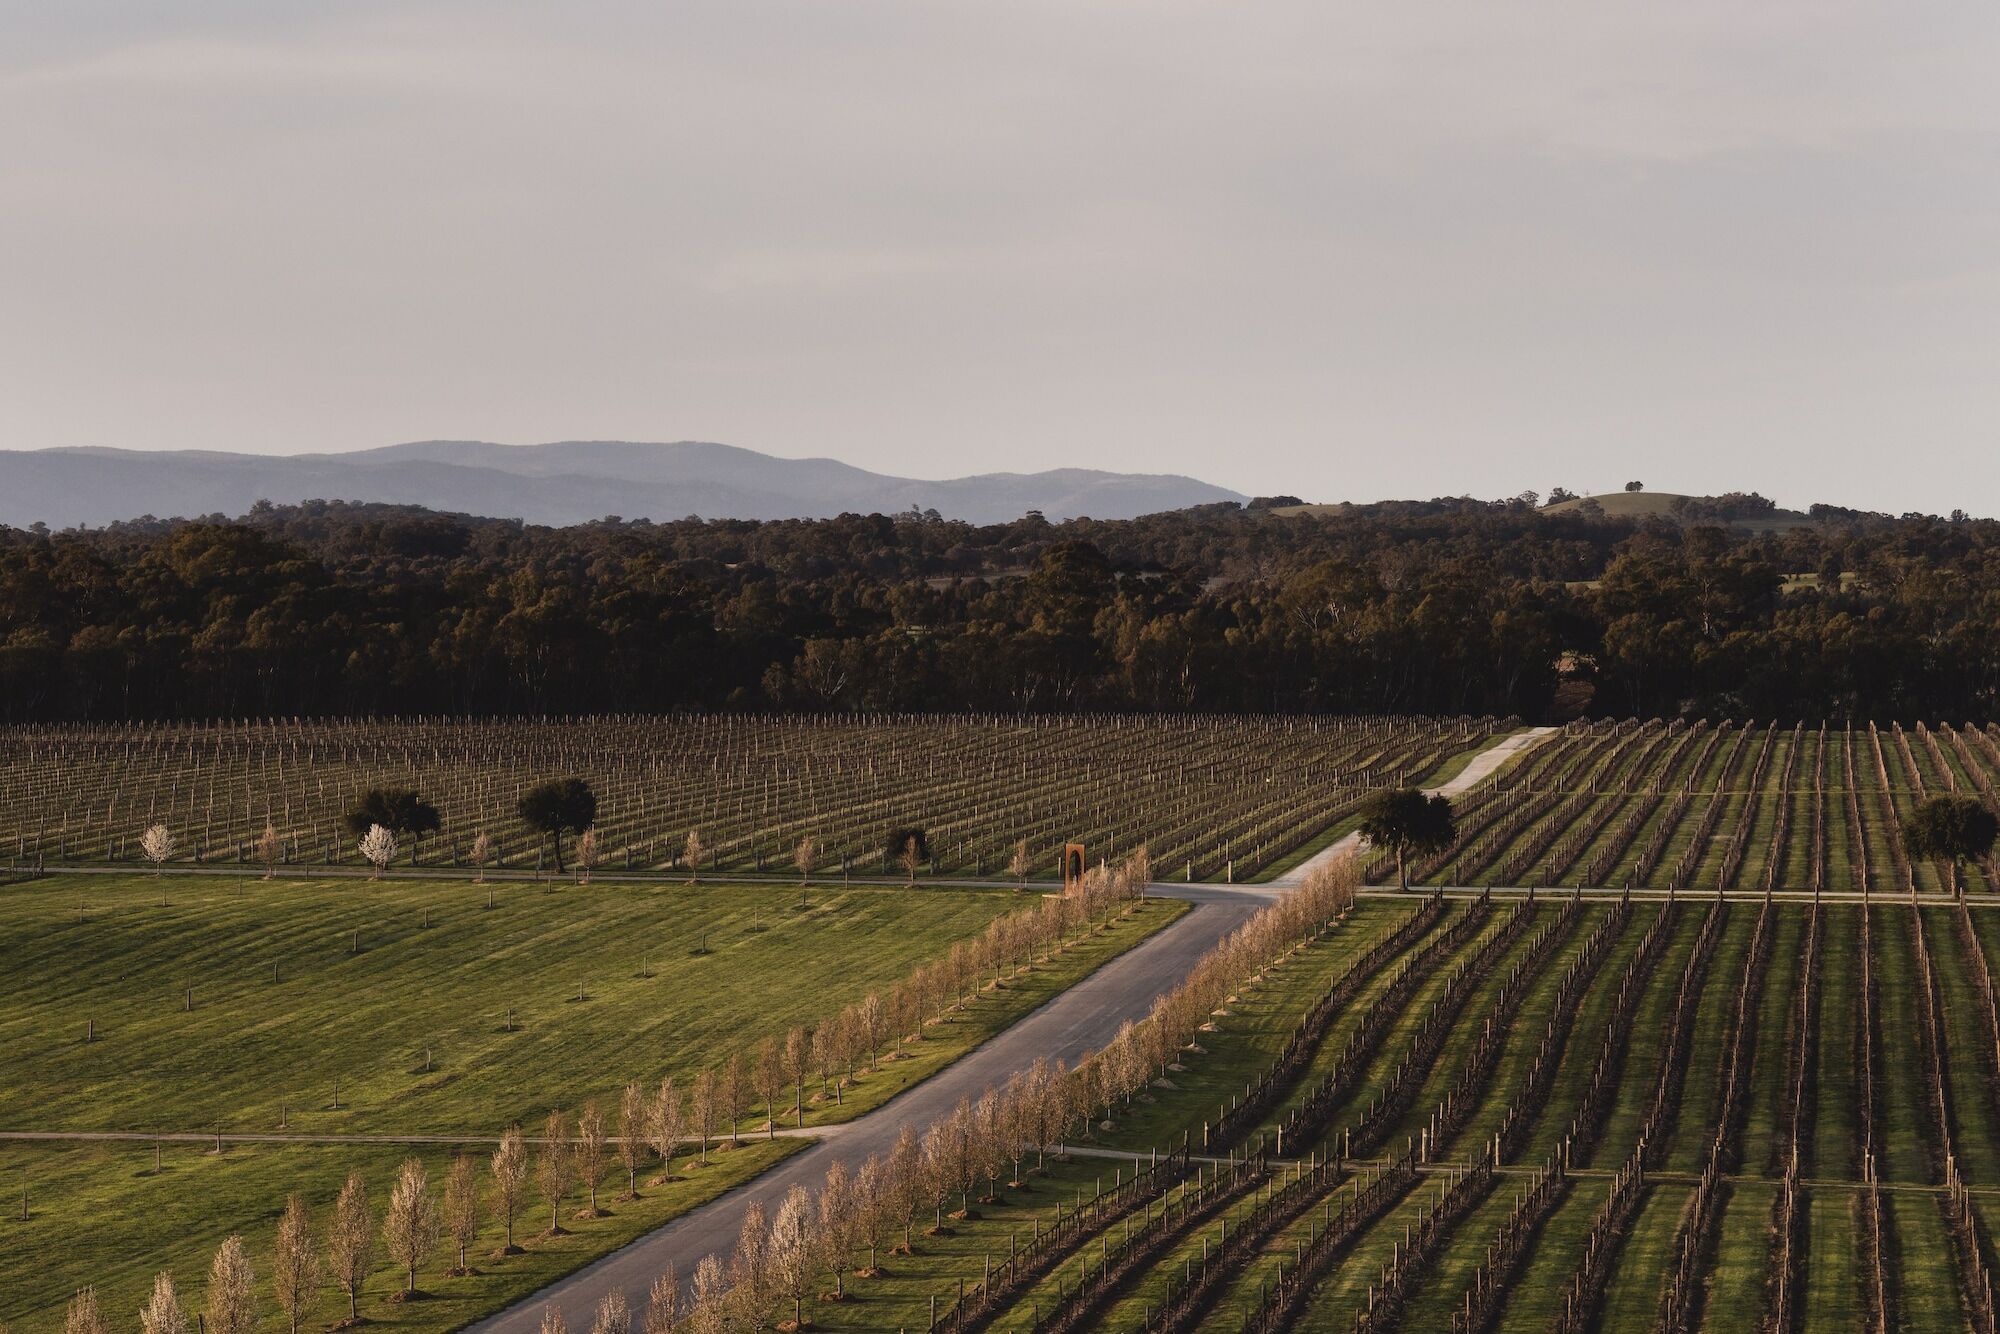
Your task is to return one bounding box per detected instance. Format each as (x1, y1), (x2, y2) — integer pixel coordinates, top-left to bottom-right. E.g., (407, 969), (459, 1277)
(5, 2), (1996, 514)
(0, 437), (1922, 515)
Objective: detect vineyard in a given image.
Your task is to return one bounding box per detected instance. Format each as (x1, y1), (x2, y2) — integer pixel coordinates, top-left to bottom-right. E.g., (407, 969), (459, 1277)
(0, 714), (1496, 883)
(1367, 717), (2000, 894)
(884, 887), (2000, 1333)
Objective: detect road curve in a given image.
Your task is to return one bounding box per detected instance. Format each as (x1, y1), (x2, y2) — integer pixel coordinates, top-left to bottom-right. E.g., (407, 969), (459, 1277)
(1268, 726), (1555, 886)
(469, 728), (1555, 1333)
(465, 884), (1265, 1333)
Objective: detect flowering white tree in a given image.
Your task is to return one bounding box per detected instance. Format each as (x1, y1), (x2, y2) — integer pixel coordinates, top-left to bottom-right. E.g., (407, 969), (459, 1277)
(574, 828), (598, 885)
(141, 824), (175, 875)
(359, 824), (397, 880)
(469, 831), (494, 883)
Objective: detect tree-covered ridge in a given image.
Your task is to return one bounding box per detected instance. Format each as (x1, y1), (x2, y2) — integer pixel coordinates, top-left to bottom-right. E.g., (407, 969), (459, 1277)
(1, 496), (1996, 721)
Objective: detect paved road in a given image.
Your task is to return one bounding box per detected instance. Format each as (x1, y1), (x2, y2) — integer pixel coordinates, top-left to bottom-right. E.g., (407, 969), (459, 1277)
(468, 729), (1555, 1333)
(1268, 726), (1555, 887)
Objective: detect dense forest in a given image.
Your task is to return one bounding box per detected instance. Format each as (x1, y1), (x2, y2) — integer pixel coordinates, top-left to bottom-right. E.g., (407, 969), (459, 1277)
(1, 495), (1995, 723)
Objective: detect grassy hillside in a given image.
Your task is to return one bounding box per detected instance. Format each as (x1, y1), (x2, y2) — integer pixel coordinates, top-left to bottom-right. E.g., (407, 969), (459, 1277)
(1275, 491), (1817, 533)
(1, 875), (1031, 1136)
(1541, 490), (1815, 531)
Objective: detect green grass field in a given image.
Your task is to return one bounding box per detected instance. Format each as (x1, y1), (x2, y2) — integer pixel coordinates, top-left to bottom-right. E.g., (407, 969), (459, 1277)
(0, 873), (1184, 1333)
(1, 873), (1117, 1136)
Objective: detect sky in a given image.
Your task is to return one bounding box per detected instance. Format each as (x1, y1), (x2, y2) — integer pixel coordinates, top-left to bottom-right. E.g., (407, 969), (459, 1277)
(2, 1), (1996, 512)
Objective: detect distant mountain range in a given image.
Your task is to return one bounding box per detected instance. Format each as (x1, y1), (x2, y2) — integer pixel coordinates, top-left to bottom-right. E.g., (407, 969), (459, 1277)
(0, 440), (1248, 529)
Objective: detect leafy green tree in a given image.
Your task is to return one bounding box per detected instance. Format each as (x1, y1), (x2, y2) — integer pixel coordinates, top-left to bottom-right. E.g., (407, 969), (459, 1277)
(343, 788), (441, 862)
(1903, 795), (1999, 897)
(517, 778), (597, 873)
(1358, 789), (1456, 890)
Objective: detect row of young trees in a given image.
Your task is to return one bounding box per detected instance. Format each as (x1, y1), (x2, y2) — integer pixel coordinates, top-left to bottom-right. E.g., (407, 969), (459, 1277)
(372, 851), (1340, 1329)
(642, 854), (1364, 1332)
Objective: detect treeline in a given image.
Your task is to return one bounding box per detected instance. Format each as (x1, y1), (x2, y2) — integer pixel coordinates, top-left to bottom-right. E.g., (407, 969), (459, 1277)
(5, 495), (2000, 721)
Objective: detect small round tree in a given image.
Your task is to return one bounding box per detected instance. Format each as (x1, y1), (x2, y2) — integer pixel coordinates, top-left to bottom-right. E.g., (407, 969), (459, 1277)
(141, 823), (175, 876)
(358, 824), (398, 880)
(1903, 795), (1999, 898)
(1358, 789), (1456, 890)
(517, 778), (598, 875)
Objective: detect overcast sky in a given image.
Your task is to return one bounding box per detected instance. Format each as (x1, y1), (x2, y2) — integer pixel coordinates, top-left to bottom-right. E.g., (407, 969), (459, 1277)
(3, 2), (1996, 511)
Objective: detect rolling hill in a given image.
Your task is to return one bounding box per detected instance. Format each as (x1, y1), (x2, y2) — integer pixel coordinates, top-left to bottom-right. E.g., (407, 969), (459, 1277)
(0, 440), (1246, 529)
(1539, 489), (1816, 532)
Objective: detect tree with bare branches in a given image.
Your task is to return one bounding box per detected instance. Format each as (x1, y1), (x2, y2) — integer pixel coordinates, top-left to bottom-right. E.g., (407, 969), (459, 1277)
(577, 1100), (608, 1216)
(383, 1157), (440, 1297)
(470, 831), (494, 883)
(794, 834), (816, 890)
(689, 1070), (717, 1166)
(719, 1055), (745, 1148)
(138, 1273), (190, 1334)
(273, 1193), (319, 1333)
(590, 1292), (631, 1334)
(644, 1268), (681, 1334)
(328, 1170), (374, 1324)
(64, 1288), (106, 1334)
(255, 821), (283, 879)
(492, 1125), (528, 1253)
(810, 1024), (838, 1109)
(727, 1202), (770, 1329)
(650, 1076), (686, 1179)
(443, 1154), (482, 1275)
(783, 1026), (811, 1129)
(207, 1236), (255, 1334)
(1008, 838), (1030, 890)
(886, 1125), (922, 1252)
(539, 1109), (577, 1234)
(854, 1153), (889, 1274)
(857, 992), (885, 1069)
(818, 1159), (854, 1301)
(768, 1184), (819, 1331)
(686, 1257), (727, 1334)
(683, 829), (705, 885)
(618, 1082), (646, 1198)
(752, 1039), (784, 1141)
(574, 828), (599, 886)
